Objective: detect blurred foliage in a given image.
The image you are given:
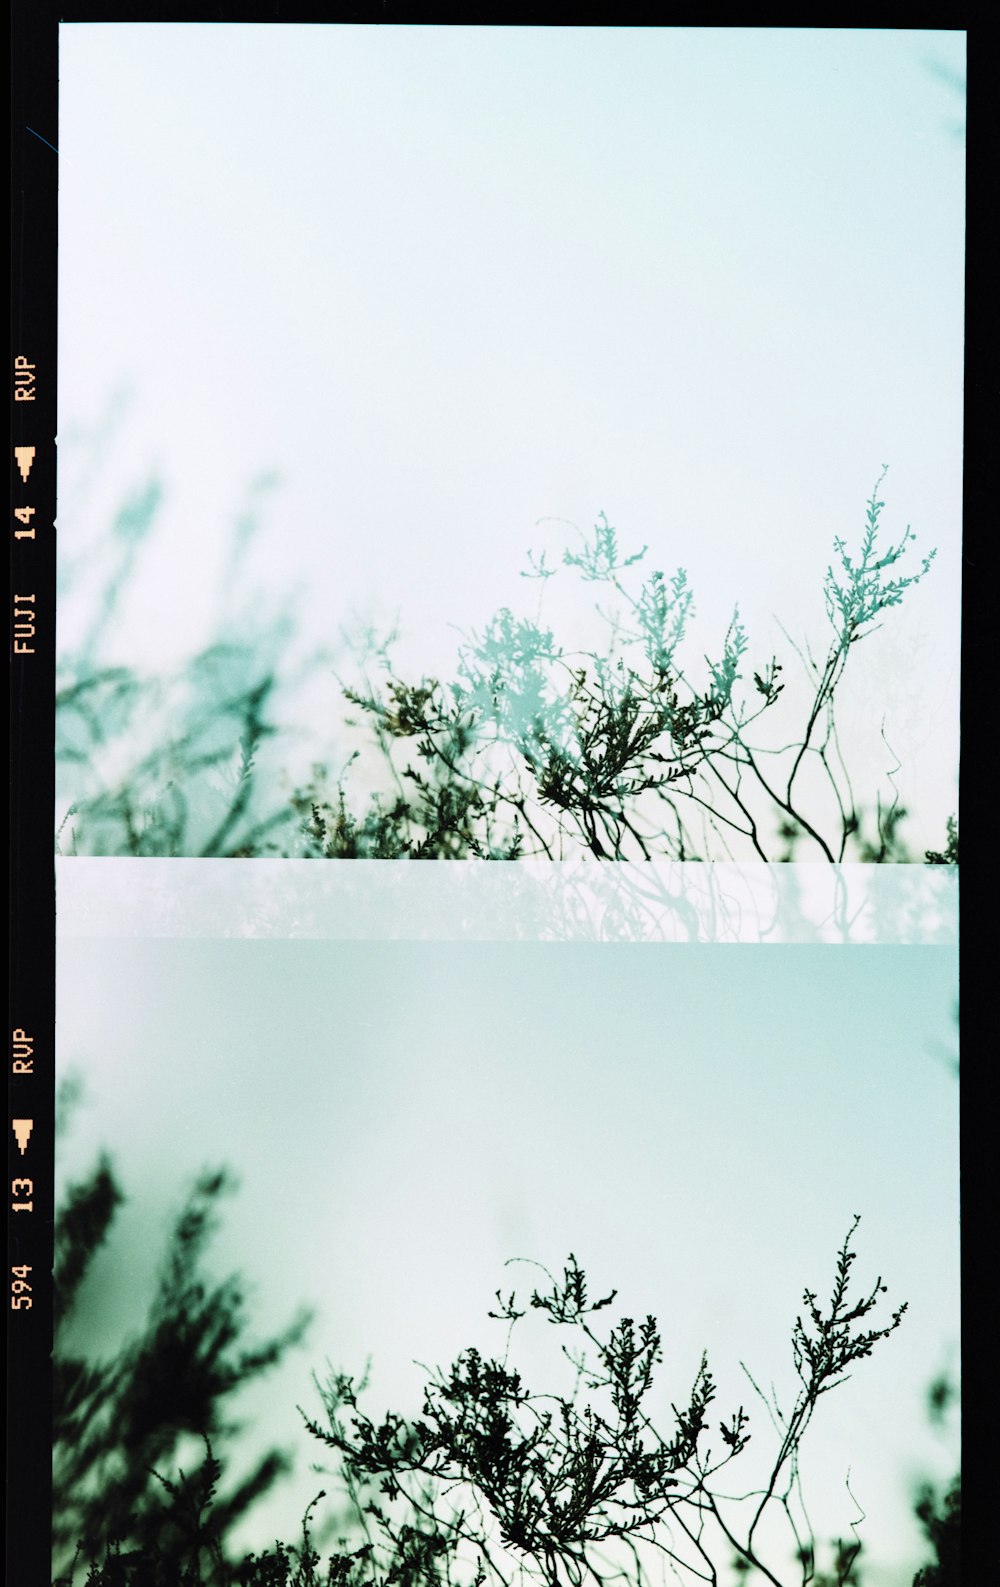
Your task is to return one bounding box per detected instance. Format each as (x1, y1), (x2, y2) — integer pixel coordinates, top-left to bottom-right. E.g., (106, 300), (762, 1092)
(53, 1157), (312, 1585)
(912, 1475), (961, 1587)
(57, 470), (955, 863)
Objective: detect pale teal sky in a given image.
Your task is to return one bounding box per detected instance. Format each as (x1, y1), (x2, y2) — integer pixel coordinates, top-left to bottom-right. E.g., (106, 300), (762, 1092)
(57, 25), (964, 851)
(57, 931), (958, 1584)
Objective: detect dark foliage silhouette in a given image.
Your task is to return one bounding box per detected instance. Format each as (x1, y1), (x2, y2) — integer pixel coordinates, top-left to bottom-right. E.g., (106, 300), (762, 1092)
(56, 1178), (957, 1587)
(305, 1226), (908, 1587)
(53, 1157), (311, 1585)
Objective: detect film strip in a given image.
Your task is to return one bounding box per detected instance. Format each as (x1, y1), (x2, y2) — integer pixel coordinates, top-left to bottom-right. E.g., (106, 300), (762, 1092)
(8, 15), (976, 1587)
(10, 4), (57, 1582)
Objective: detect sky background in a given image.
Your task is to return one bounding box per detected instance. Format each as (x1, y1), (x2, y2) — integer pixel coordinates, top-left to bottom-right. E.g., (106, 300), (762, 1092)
(57, 928), (959, 1584)
(56, 25), (965, 853)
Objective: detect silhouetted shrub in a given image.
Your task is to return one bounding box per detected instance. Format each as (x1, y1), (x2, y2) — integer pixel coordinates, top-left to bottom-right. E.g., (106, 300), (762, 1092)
(306, 1224), (907, 1586)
